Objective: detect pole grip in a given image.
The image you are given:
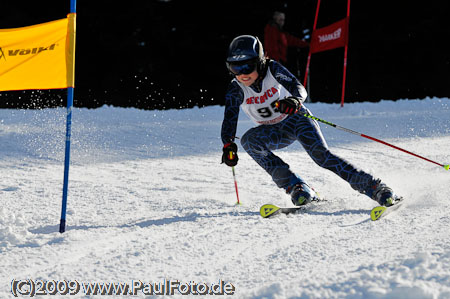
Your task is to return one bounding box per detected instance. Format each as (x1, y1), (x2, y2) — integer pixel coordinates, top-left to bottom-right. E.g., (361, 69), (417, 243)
(229, 151), (234, 160)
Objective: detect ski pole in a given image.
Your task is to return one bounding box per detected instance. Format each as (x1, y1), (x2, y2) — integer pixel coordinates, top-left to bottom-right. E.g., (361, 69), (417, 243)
(303, 113), (449, 171)
(231, 166), (241, 205)
(229, 151), (241, 205)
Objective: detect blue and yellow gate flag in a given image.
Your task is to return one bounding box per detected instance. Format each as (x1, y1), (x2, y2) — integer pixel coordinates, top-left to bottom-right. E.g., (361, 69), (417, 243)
(0, 13), (76, 91)
(0, 6), (77, 233)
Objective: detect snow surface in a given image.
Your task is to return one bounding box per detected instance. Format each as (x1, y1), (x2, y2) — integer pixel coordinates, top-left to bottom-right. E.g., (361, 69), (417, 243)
(1, 98), (450, 298)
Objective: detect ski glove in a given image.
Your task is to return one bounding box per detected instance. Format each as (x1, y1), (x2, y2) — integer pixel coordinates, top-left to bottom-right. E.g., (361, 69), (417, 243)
(222, 142), (239, 167)
(276, 96), (302, 115)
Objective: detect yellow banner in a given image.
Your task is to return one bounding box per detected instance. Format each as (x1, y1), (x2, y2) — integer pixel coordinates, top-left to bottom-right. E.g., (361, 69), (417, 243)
(0, 13), (76, 91)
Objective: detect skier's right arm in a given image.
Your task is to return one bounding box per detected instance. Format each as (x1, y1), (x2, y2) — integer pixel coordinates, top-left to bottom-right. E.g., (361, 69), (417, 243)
(221, 81), (243, 144)
(221, 82), (243, 166)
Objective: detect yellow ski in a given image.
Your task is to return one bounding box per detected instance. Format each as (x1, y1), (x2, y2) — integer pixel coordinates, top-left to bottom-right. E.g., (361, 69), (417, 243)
(370, 206), (387, 221)
(370, 197), (405, 221)
(260, 204), (303, 218)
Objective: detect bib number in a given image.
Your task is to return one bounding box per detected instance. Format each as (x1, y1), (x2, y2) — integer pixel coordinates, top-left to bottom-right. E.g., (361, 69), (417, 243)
(256, 101), (279, 118)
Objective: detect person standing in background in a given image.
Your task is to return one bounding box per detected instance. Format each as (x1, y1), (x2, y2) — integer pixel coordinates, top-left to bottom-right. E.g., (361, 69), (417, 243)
(264, 11), (309, 76)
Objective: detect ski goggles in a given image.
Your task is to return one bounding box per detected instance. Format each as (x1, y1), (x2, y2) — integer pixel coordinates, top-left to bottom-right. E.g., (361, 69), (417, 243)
(226, 60), (257, 76)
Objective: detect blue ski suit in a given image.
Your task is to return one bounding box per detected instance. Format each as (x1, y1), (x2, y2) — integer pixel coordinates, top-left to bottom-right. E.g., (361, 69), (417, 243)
(221, 60), (378, 197)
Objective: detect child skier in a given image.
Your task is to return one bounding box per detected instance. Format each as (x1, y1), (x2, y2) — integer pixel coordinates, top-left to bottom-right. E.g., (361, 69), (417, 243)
(221, 35), (401, 207)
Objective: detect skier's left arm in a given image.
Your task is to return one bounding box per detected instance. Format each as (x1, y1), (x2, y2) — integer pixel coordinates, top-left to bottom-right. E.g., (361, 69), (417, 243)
(270, 61), (307, 114)
(271, 60), (307, 102)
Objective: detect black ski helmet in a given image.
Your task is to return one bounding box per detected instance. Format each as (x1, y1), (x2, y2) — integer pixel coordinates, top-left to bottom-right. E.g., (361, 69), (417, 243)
(226, 35), (265, 75)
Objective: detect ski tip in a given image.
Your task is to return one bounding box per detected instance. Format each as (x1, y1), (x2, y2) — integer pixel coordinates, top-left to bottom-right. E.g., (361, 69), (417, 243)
(444, 164), (449, 171)
(260, 204), (280, 218)
(370, 197), (404, 221)
(370, 206), (386, 221)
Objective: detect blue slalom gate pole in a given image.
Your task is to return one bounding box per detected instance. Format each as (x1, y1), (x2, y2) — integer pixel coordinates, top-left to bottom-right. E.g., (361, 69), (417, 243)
(60, 0), (77, 233)
(59, 88), (73, 233)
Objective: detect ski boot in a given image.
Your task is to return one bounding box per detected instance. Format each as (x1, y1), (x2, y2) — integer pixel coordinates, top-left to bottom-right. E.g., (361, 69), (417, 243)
(287, 183), (319, 206)
(371, 180), (402, 207)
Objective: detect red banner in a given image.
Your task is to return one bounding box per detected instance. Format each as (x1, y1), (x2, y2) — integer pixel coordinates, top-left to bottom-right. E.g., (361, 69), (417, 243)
(310, 17), (348, 53)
